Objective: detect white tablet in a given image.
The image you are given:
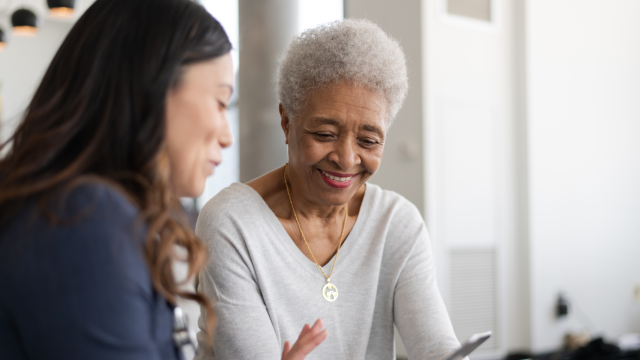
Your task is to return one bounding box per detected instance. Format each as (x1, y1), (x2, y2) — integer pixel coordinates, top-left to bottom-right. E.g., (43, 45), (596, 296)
(444, 331), (492, 360)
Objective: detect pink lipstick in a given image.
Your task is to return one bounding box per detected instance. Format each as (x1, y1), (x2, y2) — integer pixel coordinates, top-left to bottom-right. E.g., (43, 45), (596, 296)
(318, 168), (357, 189)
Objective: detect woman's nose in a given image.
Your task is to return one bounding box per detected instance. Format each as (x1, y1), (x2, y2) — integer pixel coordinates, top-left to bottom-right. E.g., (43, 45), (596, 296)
(219, 118), (233, 149)
(328, 138), (361, 170)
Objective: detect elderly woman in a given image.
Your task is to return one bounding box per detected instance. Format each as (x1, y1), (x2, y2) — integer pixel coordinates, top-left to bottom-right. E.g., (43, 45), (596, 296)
(195, 19), (461, 359)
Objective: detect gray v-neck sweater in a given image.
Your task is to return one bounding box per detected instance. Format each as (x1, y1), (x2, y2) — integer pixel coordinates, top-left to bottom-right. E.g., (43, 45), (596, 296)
(194, 183), (461, 360)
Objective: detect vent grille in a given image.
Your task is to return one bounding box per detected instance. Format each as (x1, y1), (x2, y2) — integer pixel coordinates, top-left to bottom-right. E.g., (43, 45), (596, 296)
(449, 248), (498, 351)
(447, 0), (492, 22)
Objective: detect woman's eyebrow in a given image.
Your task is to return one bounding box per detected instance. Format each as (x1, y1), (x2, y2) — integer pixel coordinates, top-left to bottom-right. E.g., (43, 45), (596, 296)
(308, 118), (385, 138)
(361, 124), (385, 138)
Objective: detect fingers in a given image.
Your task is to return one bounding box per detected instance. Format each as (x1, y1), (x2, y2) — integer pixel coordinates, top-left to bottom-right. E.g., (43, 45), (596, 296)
(297, 323), (311, 341)
(304, 319), (323, 341)
(281, 341), (291, 360)
(294, 327), (328, 356)
(306, 318), (323, 337)
(283, 319), (328, 360)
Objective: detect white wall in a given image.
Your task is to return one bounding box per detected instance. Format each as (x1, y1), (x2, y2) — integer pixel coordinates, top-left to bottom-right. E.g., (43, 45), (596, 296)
(526, 0), (640, 351)
(423, 0), (529, 354)
(0, 19), (73, 144)
(345, 0), (425, 216)
(0, 0), (97, 144)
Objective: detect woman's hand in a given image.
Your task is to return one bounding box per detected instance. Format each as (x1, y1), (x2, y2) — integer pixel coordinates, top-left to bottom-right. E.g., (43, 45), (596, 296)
(281, 319), (328, 360)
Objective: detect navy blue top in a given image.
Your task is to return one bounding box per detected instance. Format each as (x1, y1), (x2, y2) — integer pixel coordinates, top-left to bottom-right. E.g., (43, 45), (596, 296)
(0, 183), (180, 360)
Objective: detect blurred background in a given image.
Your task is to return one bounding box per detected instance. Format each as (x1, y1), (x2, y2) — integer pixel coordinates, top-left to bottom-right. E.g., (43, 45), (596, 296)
(1, 0), (639, 359)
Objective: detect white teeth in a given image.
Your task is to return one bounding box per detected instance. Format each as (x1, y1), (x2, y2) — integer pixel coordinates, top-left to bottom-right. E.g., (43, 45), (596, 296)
(321, 170), (353, 182)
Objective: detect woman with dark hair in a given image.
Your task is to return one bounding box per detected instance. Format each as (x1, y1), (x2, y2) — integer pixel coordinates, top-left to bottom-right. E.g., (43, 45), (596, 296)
(0, 0), (326, 359)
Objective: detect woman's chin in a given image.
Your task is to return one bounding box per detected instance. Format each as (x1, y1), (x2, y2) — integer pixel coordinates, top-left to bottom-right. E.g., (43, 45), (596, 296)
(175, 182), (206, 199)
(314, 181), (360, 205)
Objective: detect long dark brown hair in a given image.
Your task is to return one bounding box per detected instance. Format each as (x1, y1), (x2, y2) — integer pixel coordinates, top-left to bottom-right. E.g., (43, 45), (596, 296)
(0, 0), (231, 340)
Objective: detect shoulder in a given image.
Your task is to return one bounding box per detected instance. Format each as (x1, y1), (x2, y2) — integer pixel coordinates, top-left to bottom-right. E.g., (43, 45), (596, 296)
(0, 184), (171, 358)
(39, 181), (144, 251)
(0, 181), (151, 300)
(363, 185), (432, 272)
(362, 183), (428, 251)
(365, 183), (423, 224)
(198, 183), (261, 221)
(196, 183), (264, 239)
(1, 181), (144, 257)
(55, 180), (139, 219)
(43, 181), (142, 242)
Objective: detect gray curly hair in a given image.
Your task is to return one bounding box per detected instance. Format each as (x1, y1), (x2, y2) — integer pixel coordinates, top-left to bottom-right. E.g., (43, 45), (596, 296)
(277, 19), (408, 127)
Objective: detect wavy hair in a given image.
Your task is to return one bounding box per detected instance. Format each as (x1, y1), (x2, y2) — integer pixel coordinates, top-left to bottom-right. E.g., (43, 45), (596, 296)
(0, 0), (231, 342)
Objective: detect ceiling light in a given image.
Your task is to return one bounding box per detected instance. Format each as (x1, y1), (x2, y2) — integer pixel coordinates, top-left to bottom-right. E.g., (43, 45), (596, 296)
(11, 9), (39, 37)
(48, 0), (75, 18)
(0, 28), (6, 51)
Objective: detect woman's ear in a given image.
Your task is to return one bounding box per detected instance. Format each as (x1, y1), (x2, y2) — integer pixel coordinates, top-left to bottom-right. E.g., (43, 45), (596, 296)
(279, 103), (290, 145)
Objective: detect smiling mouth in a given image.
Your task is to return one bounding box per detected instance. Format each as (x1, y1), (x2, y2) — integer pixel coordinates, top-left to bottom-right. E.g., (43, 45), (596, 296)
(319, 169), (356, 182)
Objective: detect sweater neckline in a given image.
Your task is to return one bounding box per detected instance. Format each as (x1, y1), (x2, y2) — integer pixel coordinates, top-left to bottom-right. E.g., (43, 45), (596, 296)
(236, 182), (374, 282)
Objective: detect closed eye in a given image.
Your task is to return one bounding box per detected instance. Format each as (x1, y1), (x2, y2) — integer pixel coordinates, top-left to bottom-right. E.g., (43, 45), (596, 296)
(359, 138), (381, 147)
(313, 133), (335, 141)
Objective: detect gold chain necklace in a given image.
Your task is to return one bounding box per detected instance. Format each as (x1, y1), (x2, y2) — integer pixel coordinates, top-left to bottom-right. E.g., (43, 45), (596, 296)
(284, 163), (348, 302)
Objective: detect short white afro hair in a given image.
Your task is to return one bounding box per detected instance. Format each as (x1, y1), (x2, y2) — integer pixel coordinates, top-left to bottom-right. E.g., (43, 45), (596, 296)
(277, 19), (408, 127)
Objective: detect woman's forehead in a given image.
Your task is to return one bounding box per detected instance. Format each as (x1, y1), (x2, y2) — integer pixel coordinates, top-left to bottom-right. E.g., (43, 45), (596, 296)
(299, 83), (388, 131)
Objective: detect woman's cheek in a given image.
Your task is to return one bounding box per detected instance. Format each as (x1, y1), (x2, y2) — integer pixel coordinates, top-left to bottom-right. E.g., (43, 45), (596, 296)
(178, 146), (201, 197)
(295, 137), (319, 163)
(365, 149), (384, 173)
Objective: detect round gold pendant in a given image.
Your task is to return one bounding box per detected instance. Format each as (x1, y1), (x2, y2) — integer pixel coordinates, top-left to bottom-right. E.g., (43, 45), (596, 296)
(322, 282), (338, 302)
